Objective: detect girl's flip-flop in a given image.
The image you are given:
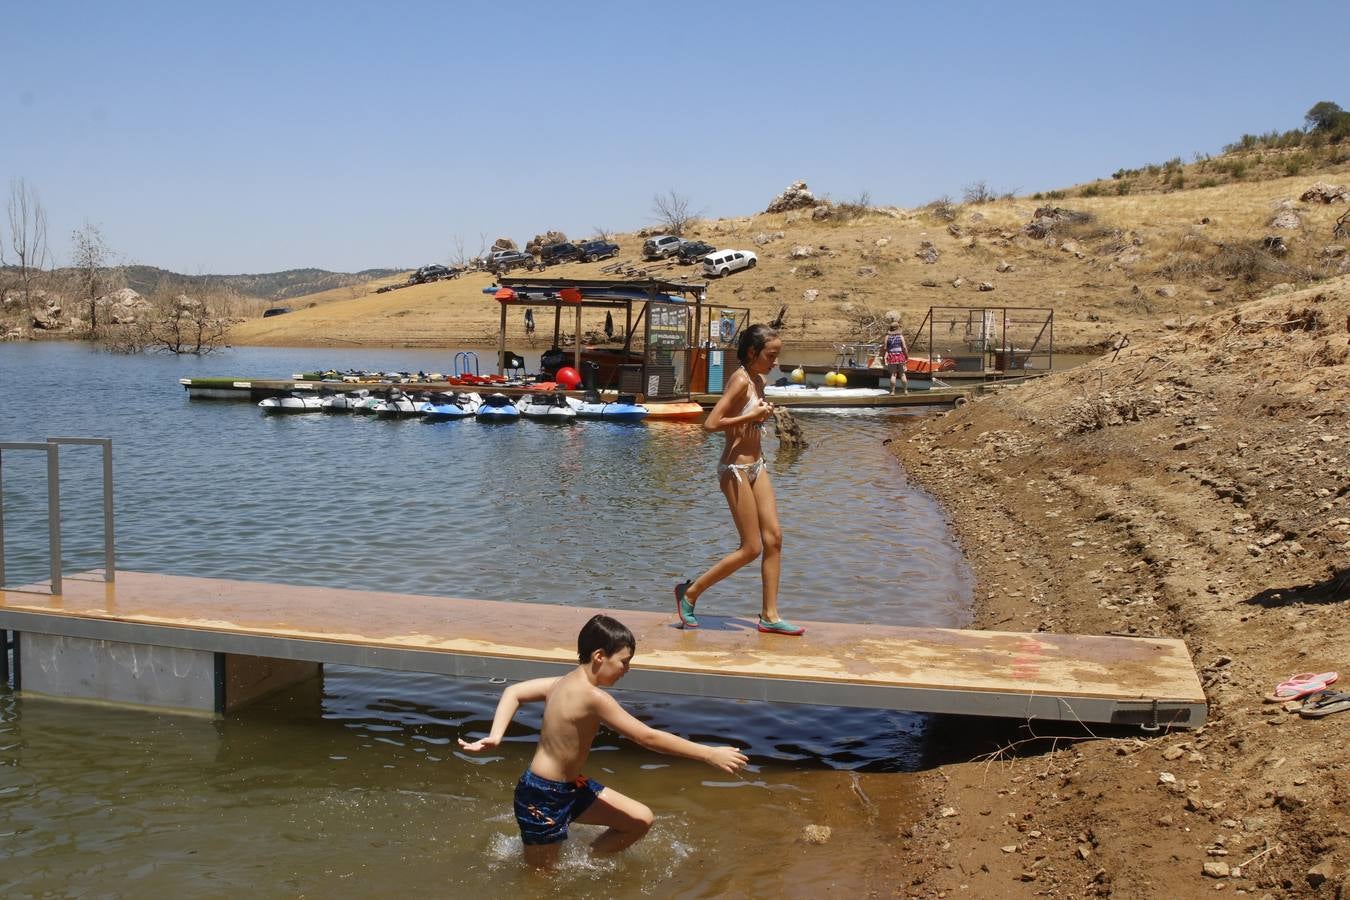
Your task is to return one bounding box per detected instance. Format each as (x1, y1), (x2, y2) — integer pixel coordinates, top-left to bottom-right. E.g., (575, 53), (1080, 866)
(1264, 671), (1339, 703)
(757, 616), (805, 636)
(1298, 691), (1350, 718)
(675, 580), (698, 629)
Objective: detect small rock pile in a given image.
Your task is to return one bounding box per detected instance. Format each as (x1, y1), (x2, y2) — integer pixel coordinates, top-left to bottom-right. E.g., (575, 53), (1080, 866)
(525, 231), (567, 254)
(1298, 181), (1348, 204)
(764, 180), (820, 214)
(1269, 211), (1302, 230)
(1024, 206), (1092, 239)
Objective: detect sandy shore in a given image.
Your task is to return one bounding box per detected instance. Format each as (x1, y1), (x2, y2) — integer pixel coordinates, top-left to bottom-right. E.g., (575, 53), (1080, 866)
(879, 277), (1349, 898)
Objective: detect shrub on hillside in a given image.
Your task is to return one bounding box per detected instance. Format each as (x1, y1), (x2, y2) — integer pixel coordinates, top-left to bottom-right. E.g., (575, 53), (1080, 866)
(962, 181), (996, 205)
(833, 191), (873, 222)
(925, 196), (958, 222)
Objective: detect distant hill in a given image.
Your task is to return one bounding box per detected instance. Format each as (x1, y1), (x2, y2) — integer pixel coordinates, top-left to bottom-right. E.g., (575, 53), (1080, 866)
(118, 266), (405, 301)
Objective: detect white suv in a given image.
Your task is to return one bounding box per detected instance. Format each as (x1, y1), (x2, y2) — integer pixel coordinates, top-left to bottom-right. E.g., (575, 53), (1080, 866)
(702, 249), (758, 277)
(642, 235), (683, 260)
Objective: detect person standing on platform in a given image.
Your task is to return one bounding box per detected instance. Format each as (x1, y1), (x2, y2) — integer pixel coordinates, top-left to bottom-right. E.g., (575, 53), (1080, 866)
(674, 323), (805, 636)
(604, 310), (614, 340)
(524, 307), (535, 336)
(458, 614), (747, 867)
(884, 320), (909, 394)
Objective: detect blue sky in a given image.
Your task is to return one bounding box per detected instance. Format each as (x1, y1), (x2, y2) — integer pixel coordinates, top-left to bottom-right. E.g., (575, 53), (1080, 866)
(3, 1), (1345, 273)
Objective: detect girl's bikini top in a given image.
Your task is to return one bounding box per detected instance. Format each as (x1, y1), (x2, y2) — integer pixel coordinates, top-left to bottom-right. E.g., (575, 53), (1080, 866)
(740, 380), (764, 429)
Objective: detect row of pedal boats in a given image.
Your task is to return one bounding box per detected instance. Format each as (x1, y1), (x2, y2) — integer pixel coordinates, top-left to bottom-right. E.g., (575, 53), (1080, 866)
(259, 388), (649, 422)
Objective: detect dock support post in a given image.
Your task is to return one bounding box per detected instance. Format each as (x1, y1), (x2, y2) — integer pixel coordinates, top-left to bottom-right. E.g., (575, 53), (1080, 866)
(47, 444), (61, 595)
(15, 632), (320, 715)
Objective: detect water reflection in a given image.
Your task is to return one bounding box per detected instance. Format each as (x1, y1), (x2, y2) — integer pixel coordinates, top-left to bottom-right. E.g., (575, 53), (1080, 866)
(0, 343), (969, 894)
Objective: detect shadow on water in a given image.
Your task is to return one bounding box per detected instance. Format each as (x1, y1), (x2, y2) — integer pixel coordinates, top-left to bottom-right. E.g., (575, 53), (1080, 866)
(0, 343), (974, 895)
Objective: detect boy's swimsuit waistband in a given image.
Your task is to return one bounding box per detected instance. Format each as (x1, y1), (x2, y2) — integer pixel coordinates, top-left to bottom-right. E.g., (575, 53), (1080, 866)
(513, 769), (606, 846)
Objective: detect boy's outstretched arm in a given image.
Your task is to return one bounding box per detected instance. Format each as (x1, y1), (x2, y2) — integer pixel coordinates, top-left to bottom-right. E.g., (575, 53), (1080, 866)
(593, 691), (748, 774)
(458, 677), (558, 752)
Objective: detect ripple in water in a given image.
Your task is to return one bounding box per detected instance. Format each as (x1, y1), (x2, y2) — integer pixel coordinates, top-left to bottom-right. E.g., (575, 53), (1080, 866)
(0, 343), (971, 894)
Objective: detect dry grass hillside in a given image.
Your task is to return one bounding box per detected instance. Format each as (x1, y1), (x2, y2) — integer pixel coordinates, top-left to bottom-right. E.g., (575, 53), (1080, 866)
(228, 163), (1350, 354)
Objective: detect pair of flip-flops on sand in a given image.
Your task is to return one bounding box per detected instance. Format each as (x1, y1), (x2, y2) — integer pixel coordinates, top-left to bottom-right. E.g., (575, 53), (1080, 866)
(1264, 671), (1350, 718)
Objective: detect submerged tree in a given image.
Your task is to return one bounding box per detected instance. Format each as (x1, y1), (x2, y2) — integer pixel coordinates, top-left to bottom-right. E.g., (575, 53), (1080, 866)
(3, 177), (50, 313)
(146, 291), (231, 354)
(71, 222), (114, 332)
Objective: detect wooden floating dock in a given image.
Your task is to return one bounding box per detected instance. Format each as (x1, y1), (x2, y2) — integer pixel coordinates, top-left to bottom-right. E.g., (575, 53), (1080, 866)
(691, 390), (971, 410)
(180, 378), (974, 410)
(0, 572), (1206, 728)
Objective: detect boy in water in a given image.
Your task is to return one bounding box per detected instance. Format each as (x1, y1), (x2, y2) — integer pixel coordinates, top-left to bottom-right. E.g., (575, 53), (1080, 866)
(458, 614), (748, 866)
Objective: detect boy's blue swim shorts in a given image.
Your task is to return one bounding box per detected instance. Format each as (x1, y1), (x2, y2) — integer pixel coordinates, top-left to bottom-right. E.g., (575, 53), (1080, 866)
(513, 769), (606, 845)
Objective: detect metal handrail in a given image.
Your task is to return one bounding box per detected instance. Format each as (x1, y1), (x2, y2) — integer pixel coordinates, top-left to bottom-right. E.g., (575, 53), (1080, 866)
(0, 437), (114, 595)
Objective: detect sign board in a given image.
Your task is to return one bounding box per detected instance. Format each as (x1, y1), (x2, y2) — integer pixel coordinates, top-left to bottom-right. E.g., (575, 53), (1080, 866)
(719, 310), (738, 345)
(648, 301), (688, 350)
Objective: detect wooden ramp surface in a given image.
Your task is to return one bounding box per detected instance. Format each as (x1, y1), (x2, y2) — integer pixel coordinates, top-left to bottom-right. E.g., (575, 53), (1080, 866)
(0, 572), (1206, 727)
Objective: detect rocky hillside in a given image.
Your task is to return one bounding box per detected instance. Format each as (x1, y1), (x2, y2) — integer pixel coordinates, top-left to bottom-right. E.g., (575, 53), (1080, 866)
(118, 265), (403, 301)
(225, 167), (1350, 353)
(885, 275), (1349, 897)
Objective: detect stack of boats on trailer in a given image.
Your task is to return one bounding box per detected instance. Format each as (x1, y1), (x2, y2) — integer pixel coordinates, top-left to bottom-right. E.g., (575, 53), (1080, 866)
(258, 388), (650, 423)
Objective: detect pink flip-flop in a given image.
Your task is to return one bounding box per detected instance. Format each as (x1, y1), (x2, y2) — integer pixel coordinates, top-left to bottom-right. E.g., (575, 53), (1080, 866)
(1264, 671), (1338, 703)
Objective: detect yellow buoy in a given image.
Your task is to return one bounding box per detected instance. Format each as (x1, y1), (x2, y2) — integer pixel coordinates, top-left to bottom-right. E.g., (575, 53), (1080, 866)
(790, 367), (806, 383)
(824, 371), (838, 386)
(835, 372), (847, 387)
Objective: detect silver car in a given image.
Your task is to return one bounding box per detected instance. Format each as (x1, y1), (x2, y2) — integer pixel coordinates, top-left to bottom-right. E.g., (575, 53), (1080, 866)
(642, 235), (683, 260)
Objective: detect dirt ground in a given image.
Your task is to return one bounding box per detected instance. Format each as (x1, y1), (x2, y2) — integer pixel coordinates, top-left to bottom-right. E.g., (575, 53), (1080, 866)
(873, 277), (1350, 898)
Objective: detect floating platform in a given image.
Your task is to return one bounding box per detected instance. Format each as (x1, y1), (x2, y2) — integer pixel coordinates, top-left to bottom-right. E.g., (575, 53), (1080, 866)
(0, 572), (1205, 728)
(692, 390), (971, 409)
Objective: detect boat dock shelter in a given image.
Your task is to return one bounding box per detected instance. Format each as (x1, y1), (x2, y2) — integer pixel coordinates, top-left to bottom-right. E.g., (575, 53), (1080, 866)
(0, 439), (1205, 730)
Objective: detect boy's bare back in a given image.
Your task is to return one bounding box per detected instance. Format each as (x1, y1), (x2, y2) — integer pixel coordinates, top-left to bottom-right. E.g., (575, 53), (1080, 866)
(530, 668), (602, 783)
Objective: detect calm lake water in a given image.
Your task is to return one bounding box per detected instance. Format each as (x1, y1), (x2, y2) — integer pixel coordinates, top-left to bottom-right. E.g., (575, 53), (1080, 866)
(0, 342), (972, 897)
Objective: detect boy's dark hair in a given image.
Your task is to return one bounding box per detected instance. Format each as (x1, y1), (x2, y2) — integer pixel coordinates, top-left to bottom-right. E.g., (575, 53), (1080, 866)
(578, 614), (636, 663)
(737, 323), (779, 364)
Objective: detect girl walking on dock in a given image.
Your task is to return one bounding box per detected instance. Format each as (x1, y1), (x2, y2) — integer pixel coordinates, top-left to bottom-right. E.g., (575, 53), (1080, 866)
(675, 324), (804, 636)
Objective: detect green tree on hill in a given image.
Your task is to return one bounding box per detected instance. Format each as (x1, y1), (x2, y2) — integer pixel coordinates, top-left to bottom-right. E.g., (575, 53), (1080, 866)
(1304, 101), (1350, 138)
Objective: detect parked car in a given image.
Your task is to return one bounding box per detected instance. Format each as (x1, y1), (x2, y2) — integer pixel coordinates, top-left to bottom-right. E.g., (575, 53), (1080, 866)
(538, 242), (585, 266)
(702, 249), (758, 277)
(578, 239), (620, 262)
(676, 240), (715, 264)
(642, 235), (683, 260)
(488, 249), (535, 273)
(410, 264), (456, 284)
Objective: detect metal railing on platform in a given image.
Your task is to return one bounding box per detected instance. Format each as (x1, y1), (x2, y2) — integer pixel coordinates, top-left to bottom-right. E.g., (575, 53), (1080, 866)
(0, 437), (114, 596)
